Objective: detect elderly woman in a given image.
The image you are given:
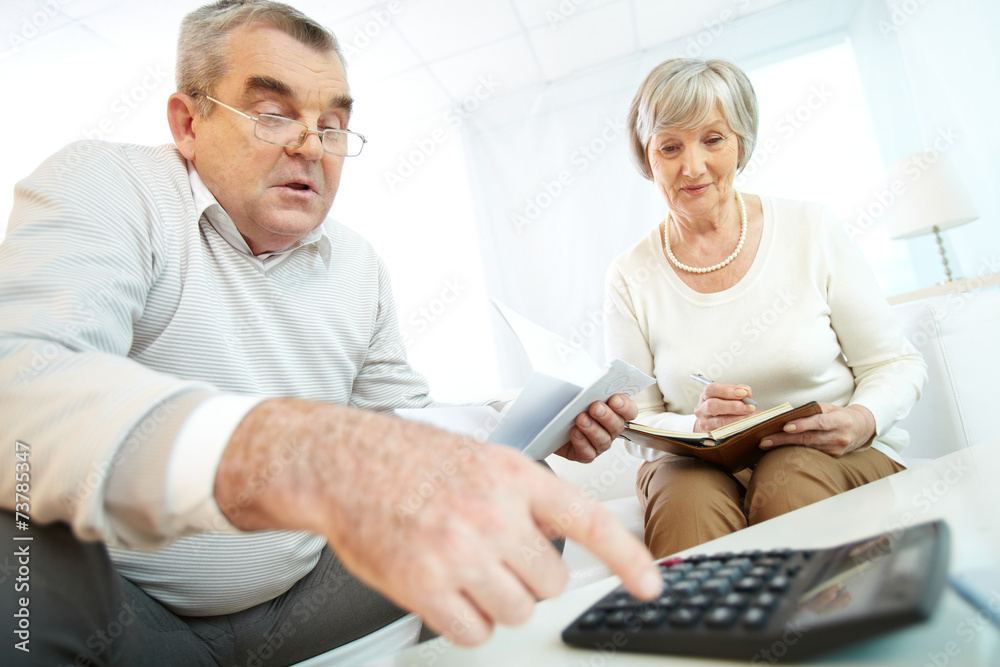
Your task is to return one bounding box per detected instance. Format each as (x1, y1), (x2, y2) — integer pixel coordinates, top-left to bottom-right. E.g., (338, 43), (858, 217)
(605, 58), (927, 558)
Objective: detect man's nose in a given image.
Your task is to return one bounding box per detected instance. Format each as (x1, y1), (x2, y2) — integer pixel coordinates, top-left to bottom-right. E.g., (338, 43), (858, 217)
(288, 129), (325, 161)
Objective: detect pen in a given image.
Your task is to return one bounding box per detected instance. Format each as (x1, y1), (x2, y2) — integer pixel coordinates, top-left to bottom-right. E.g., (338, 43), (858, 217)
(689, 373), (758, 406)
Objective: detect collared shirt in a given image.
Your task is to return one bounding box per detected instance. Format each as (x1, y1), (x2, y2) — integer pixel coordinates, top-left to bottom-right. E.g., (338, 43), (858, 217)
(187, 162), (332, 271)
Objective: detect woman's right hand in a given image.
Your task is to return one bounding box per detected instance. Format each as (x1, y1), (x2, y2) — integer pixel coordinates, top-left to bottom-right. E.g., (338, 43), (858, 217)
(692, 382), (757, 432)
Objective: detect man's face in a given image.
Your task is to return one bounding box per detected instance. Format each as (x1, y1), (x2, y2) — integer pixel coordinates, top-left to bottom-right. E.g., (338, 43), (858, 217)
(190, 24), (351, 254)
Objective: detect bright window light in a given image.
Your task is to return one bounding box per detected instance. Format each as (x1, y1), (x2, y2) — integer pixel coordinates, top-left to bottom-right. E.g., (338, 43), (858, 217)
(736, 40), (918, 296)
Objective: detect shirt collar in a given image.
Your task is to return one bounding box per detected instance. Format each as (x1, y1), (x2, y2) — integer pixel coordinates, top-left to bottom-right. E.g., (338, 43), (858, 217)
(186, 162), (331, 268)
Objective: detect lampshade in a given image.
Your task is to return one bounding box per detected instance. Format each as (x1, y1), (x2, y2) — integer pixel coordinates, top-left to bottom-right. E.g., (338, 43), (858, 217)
(887, 151), (979, 240)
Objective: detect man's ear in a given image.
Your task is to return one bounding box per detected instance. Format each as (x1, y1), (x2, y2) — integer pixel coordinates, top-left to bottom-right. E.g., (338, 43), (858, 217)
(167, 92), (198, 160)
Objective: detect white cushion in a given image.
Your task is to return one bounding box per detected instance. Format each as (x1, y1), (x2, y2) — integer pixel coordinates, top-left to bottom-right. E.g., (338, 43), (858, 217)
(891, 285), (1000, 459)
(545, 441), (643, 503)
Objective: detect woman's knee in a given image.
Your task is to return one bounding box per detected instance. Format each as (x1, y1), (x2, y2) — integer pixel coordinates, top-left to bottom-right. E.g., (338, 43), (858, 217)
(638, 458), (747, 556)
(640, 457), (732, 506)
(746, 446), (842, 523)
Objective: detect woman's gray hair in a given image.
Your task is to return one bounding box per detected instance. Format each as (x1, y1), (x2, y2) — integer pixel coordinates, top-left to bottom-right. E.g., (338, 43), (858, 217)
(626, 58), (758, 180)
(177, 0), (343, 116)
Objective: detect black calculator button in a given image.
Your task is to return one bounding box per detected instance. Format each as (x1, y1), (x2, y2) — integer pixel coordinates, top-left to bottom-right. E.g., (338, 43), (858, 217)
(666, 561), (694, 573)
(605, 609), (632, 628)
(767, 575), (792, 593)
(686, 594), (715, 609)
(685, 569), (713, 583)
(741, 606), (770, 630)
(597, 592), (638, 610)
(705, 606), (739, 629)
(748, 565), (774, 579)
(667, 607), (701, 628)
(576, 610), (604, 630)
(734, 576), (763, 592)
(661, 569), (684, 584)
(715, 566), (743, 581)
(720, 592), (750, 609)
(724, 557), (753, 572)
(752, 592), (779, 610)
(671, 580), (701, 596)
(636, 608), (666, 627)
(655, 593), (680, 609)
(699, 577), (733, 596)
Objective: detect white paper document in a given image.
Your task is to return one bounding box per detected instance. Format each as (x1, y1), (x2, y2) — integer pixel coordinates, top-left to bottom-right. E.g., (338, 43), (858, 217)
(394, 405), (502, 442)
(486, 300), (654, 459)
(395, 302), (654, 460)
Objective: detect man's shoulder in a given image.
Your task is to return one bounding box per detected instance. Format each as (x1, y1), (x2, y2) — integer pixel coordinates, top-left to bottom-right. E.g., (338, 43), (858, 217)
(42, 141), (187, 191)
(54, 140), (180, 162)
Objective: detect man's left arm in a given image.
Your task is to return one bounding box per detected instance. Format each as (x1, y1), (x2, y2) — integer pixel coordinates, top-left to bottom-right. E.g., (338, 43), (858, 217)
(347, 260), (437, 413)
(351, 260), (637, 456)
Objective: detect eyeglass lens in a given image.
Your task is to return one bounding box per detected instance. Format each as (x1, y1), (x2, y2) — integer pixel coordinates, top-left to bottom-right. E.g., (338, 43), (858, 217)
(254, 114), (362, 156)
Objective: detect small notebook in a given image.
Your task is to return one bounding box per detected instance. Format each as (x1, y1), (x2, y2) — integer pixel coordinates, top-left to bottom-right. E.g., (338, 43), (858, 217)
(620, 402), (822, 472)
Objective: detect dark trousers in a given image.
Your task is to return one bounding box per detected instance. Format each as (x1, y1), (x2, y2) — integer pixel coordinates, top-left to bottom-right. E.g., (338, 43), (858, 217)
(0, 515), (406, 666)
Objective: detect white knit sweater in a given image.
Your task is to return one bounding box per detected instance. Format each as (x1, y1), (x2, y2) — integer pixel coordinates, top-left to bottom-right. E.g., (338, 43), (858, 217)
(0, 141), (435, 614)
(604, 195), (926, 464)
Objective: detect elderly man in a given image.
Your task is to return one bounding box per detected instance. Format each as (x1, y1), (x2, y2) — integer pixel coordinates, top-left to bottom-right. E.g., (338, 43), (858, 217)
(0, 1), (659, 665)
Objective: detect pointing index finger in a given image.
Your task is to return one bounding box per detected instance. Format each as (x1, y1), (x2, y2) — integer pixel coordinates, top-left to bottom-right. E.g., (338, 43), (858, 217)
(534, 483), (662, 601)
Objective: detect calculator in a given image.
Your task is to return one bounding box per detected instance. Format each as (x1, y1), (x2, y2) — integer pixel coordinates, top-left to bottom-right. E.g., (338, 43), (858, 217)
(562, 520), (950, 661)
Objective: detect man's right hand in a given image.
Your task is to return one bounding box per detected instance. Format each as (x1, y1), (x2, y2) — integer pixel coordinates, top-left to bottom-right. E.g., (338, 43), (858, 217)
(214, 398), (662, 646)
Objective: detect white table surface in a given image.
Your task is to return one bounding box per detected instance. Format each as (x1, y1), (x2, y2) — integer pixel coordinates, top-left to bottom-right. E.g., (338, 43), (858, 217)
(380, 441), (1000, 666)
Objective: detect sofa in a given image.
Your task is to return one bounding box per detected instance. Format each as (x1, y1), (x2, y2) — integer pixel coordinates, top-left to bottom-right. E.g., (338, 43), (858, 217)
(299, 278), (1000, 665)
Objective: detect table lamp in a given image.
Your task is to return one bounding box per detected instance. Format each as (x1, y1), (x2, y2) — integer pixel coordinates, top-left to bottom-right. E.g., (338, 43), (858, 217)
(888, 151), (978, 283)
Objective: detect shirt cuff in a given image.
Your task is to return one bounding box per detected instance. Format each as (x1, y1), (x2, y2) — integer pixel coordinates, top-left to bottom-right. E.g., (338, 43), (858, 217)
(166, 394), (266, 526)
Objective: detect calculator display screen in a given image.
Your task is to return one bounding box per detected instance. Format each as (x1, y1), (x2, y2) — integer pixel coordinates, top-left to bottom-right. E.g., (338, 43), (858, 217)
(790, 530), (925, 628)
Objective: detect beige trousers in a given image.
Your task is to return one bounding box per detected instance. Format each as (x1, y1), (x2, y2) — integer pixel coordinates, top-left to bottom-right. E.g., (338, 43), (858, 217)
(636, 445), (906, 558)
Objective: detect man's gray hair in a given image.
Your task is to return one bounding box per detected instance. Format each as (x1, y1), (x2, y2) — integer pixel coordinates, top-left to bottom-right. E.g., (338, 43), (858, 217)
(177, 0), (343, 116)
(626, 58), (758, 180)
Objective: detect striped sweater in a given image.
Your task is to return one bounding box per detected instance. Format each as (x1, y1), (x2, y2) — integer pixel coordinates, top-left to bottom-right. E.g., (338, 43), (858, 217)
(0, 141), (435, 614)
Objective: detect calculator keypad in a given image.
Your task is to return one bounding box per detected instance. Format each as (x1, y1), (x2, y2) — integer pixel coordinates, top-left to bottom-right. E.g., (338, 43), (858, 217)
(579, 548), (810, 634)
(562, 521), (949, 663)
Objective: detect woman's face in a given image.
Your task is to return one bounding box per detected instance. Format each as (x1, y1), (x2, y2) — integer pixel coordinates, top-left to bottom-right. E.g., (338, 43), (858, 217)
(646, 108), (741, 223)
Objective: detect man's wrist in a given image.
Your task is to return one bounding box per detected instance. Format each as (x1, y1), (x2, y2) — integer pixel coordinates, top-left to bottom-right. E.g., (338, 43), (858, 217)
(169, 393), (266, 523)
(215, 398), (308, 532)
(214, 397), (375, 536)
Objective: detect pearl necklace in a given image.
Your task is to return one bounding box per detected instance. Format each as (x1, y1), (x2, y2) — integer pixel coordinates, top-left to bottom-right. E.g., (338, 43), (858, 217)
(664, 190), (747, 274)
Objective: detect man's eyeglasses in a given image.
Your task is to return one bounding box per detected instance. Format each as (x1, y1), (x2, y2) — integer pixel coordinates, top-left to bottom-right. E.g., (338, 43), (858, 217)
(192, 92), (366, 157)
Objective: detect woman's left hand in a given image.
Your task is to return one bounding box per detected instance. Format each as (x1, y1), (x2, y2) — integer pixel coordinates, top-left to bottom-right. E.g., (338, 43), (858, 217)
(758, 403), (876, 457)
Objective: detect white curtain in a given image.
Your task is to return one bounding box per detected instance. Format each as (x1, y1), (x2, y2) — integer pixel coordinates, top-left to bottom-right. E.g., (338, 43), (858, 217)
(460, 58), (663, 386)
(849, 0), (1000, 285)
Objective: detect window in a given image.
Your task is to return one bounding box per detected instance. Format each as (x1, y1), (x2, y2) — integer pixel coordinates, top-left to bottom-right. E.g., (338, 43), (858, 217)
(735, 41), (918, 295)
